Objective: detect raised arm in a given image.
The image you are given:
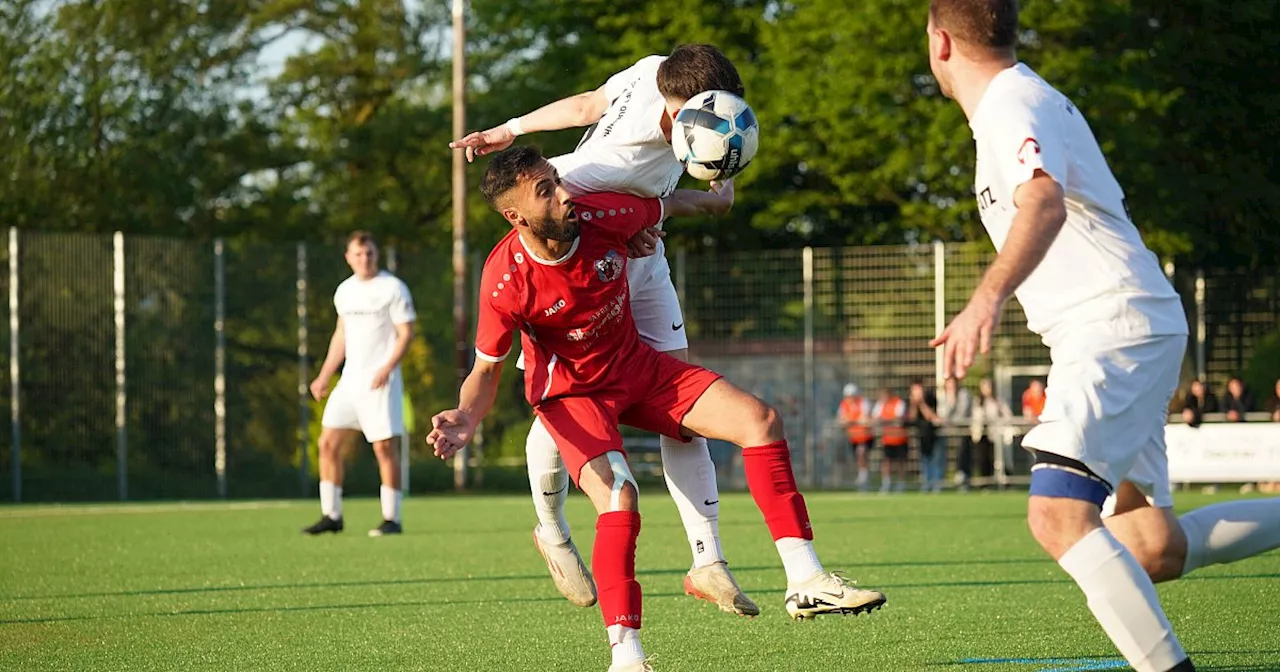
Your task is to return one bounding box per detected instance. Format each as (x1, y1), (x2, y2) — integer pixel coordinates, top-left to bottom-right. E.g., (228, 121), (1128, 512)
(660, 180), (736, 219)
(449, 87), (610, 162)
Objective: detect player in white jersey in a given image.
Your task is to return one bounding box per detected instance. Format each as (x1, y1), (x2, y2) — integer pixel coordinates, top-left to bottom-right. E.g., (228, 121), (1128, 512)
(927, 2), (1280, 670)
(450, 45), (760, 617)
(303, 231), (417, 538)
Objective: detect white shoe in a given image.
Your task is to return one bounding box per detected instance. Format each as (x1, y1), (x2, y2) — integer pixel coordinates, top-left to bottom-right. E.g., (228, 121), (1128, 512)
(607, 658), (654, 672)
(532, 524), (597, 607)
(784, 571), (886, 620)
(683, 561), (760, 617)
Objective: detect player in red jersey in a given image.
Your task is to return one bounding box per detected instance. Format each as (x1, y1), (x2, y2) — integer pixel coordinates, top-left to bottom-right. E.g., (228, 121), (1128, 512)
(427, 146), (886, 672)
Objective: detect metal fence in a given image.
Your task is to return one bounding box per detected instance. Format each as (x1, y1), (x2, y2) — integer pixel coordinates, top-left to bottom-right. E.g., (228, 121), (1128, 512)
(2, 228), (1277, 501)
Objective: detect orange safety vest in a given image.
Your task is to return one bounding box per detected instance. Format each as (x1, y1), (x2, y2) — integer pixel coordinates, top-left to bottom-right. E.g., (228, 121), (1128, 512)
(840, 397), (873, 444)
(1023, 389), (1046, 418)
(878, 397), (909, 447)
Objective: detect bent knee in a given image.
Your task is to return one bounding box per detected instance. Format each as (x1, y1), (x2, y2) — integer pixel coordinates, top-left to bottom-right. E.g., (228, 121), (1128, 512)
(318, 435), (343, 457)
(750, 402), (784, 442)
(1026, 498), (1103, 560)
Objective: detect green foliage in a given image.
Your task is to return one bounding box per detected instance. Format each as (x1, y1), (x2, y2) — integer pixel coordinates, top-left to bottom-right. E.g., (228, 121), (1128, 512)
(1243, 326), (1280, 406)
(4, 0), (1279, 497)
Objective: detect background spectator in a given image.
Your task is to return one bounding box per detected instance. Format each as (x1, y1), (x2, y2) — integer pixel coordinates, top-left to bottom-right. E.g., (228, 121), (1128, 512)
(1180, 379), (1218, 427)
(1022, 378), (1047, 424)
(1223, 376), (1255, 422)
(836, 383), (874, 491)
(873, 387), (909, 493)
(907, 378), (944, 493)
(968, 378), (1013, 490)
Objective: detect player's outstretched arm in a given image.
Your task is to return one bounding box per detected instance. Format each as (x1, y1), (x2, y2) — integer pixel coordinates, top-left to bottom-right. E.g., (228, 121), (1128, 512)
(931, 171), (1066, 378)
(448, 87), (610, 162)
(426, 358), (504, 459)
(661, 180), (735, 219)
(309, 317), (346, 400)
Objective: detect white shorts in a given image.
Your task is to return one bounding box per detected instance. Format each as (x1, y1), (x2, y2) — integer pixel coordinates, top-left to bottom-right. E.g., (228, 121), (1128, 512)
(321, 371), (405, 443)
(628, 241), (688, 353)
(1021, 334), (1187, 514)
(516, 240), (687, 371)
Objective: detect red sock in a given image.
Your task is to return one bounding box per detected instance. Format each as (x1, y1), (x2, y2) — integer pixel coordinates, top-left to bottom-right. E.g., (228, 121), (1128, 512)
(593, 511), (642, 630)
(743, 441), (813, 540)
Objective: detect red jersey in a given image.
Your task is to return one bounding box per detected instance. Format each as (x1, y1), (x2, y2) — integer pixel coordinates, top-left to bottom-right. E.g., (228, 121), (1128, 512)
(474, 192), (664, 406)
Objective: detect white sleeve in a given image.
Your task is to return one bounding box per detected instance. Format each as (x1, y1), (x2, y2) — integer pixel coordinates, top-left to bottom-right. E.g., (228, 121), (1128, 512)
(602, 55), (663, 102)
(389, 280), (416, 324)
(986, 97), (1070, 196)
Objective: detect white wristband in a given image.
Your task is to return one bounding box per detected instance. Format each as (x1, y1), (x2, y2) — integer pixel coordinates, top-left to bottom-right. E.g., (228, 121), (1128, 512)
(505, 117), (525, 137)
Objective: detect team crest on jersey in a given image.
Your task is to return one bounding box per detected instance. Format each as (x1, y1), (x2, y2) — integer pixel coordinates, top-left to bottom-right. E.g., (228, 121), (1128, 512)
(595, 250), (623, 282)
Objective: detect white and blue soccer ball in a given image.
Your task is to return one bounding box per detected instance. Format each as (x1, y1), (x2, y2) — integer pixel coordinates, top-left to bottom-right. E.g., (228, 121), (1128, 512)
(671, 90), (759, 182)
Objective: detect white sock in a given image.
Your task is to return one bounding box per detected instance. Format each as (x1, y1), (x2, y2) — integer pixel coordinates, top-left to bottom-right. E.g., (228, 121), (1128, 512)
(380, 485), (402, 523)
(1058, 528), (1188, 672)
(857, 468), (869, 485)
(776, 537), (825, 584)
(1180, 497), (1280, 576)
(659, 435), (724, 568)
(320, 481), (342, 520)
(607, 625), (644, 667)
(527, 417), (571, 545)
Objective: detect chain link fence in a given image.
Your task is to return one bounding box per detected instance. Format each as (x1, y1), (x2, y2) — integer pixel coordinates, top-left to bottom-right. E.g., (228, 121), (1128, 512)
(3, 228), (1276, 501)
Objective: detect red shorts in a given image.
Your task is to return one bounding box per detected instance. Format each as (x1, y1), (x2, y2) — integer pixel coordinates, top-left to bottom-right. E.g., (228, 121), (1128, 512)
(534, 347), (722, 483)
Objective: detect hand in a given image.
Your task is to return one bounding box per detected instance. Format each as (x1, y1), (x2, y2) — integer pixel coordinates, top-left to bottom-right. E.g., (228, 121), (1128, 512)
(426, 409), (476, 459)
(309, 376), (331, 401)
(370, 366), (393, 390)
(626, 227), (665, 259)
(449, 125), (516, 162)
(707, 179), (735, 216)
(1228, 409), (1240, 422)
(930, 292), (1002, 379)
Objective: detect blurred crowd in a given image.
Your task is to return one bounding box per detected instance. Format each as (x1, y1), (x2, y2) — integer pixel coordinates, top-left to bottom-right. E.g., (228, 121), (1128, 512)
(834, 375), (1280, 494)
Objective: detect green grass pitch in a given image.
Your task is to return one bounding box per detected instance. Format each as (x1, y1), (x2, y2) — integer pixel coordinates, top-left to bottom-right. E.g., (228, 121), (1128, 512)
(2, 491), (1278, 671)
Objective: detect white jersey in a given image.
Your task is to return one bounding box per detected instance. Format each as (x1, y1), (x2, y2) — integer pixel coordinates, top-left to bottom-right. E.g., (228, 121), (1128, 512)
(333, 270), (416, 379)
(970, 64), (1187, 349)
(548, 55), (684, 205)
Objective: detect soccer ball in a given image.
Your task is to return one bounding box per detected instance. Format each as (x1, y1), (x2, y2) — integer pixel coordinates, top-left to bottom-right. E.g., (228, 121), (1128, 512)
(671, 90), (760, 182)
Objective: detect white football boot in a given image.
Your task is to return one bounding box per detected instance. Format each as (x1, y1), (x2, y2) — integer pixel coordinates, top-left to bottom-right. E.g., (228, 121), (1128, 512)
(532, 524), (597, 607)
(683, 561), (760, 617)
(784, 571), (886, 620)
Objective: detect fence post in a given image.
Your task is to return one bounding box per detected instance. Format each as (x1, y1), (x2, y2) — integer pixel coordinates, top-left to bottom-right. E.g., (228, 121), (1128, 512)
(214, 239), (227, 499)
(802, 247), (815, 488)
(934, 240), (946, 391)
(386, 246), (410, 496)
(8, 228), (20, 502)
(1194, 269), (1206, 381)
(297, 242), (310, 498)
(113, 232), (128, 501)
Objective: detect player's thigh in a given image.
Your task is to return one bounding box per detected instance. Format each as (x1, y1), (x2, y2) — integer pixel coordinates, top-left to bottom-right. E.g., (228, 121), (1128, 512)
(679, 377), (781, 448)
(354, 374), (405, 443)
(618, 352), (719, 442)
(630, 272), (688, 352)
(536, 396), (624, 486)
(1024, 336), (1182, 492)
(321, 384), (361, 433)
